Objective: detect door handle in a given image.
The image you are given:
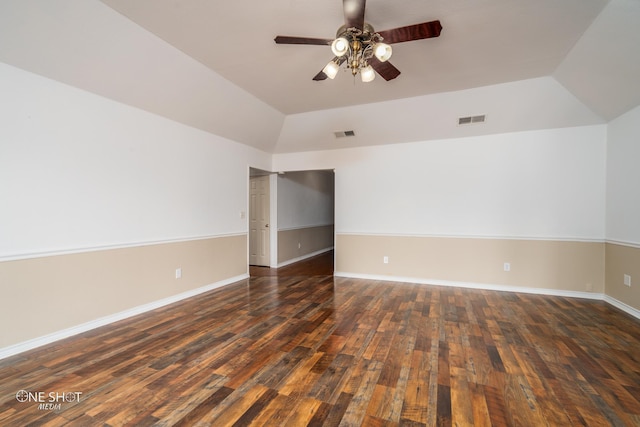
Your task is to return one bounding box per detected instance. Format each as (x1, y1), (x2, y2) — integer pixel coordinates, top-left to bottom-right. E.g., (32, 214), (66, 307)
(265, 224), (269, 228)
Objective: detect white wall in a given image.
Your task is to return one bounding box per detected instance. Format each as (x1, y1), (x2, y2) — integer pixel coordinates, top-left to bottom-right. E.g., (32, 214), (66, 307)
(0, 62), (271, 260)
(606, 104), (640, 245)
(274, 125), (607, 241)
(277, 171), (334, 230)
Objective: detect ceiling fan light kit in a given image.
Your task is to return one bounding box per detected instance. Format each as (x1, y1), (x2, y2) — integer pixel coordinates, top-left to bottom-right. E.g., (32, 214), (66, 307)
(324, 24), (391, 82)
(274, 0), (442, 83)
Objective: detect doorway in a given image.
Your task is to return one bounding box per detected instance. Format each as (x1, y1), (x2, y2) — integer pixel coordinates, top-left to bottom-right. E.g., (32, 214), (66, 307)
(248, 167), (335, 273)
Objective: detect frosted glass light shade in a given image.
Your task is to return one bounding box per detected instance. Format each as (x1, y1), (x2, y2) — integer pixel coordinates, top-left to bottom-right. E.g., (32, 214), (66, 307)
(360, 65), (375, 82)
(323, 61), (340, 79)
(331, 37), (349, 56)
(374, 43), (392, 62)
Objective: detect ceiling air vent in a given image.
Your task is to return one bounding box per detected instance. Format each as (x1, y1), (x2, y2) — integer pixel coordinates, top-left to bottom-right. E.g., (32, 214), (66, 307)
(334, 130), (356, 138)
(458, 115), (486, 125)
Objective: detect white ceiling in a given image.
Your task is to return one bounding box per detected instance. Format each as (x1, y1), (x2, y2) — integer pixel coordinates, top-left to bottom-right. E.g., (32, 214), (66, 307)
(100, 0), (611, 115)
(1, 0), (640, 153)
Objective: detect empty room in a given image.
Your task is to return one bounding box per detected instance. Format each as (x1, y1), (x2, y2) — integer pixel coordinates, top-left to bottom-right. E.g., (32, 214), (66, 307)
(1, 0), (640, 425)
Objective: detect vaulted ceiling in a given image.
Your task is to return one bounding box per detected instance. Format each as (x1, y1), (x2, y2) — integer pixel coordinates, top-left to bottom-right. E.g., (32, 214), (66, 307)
(1, 0), (639, 153)
(100, 0), (613, 115)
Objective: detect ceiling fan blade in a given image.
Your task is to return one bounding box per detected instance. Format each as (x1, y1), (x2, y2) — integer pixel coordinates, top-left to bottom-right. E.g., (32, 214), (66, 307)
(377, 20), (442, 44)
(274, 36), (333, 45)
(313, 56), (346, 81)
(369, 57), (401, 81)
(313, 71), (328, 81)
(343, 0), (366, 30)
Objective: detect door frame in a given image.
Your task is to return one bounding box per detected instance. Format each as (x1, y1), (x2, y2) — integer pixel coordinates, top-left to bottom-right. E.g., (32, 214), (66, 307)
(248, 167), (278, 269)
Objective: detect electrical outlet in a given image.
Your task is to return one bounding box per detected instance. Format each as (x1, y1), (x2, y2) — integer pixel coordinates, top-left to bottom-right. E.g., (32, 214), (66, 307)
(175, 268), (182, 279)
(298, 242), (301, 249)
(504, 262), (511, 272)
(624, 274), (631, 287)
(383, 256), (389, 264)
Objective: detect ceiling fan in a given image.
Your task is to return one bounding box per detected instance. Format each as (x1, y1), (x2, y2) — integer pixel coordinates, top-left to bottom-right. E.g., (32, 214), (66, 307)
(274, 0), (442, 83)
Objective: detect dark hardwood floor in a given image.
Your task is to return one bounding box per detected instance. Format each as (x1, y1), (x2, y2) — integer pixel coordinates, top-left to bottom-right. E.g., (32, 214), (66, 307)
(249, 252), (334, 277)
(2, 250), (640, 426)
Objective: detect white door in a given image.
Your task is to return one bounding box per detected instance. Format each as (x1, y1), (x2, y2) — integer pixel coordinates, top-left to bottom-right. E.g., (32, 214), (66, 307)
(249, 175), (270, 266)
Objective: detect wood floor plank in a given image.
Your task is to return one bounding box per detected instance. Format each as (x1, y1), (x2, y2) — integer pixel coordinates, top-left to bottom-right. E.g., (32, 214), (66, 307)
(400, 349), (430, 424)
(282, 396), (325, 426)
(149, 374), (229, 424)
(365, 384), (394, 421)
(321, 391), (353, 426)
(242, 392), (294, 426)
(2, 251), (640, 426)
(170, 386), (234, 426)
(468, 383), (492, 427)
(340, 358), (371, 397)
(339, 360), (384, 426)
(450, 368), (474, 426)
(199, 384), (271, 426)
(277, 351), (324, 398)
(308, 353), (355, 404)
(386, 358), (413, 422)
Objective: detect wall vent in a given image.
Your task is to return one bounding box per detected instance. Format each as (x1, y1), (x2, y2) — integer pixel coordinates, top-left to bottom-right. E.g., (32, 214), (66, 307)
(334, 130), (356, 138)
(458, 115), (486, 125)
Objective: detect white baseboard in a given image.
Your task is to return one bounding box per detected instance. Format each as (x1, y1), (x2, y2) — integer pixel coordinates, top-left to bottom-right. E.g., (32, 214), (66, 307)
(0, 274), (248, 360)
(336, 272), (640, 320)
(604, 295), (640, 319)
(335, 271), (605, 300)
(276, 247), (333, 268)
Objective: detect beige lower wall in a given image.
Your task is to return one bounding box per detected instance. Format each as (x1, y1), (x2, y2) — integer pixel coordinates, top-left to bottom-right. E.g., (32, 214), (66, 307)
(605, 243), (640, 311)
(0, 234), (247, 348)
(278, 225), (334, 264)
(6, 234), (636, 351)
(336, 234), (605, 293)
